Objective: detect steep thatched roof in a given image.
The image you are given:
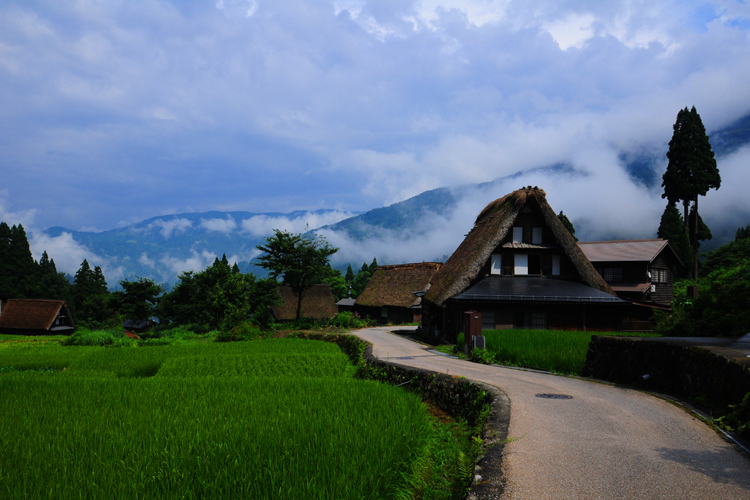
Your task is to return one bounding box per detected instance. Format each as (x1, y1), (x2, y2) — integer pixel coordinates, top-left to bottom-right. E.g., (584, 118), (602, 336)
(356, 262), (443, 308)
(0, 299), (73, 332)
(272, 285), (338, 321)
(424, 187), (615, 307)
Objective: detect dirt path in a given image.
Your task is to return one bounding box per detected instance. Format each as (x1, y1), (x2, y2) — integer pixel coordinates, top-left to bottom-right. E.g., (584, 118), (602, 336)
(354, 327), (750, 500)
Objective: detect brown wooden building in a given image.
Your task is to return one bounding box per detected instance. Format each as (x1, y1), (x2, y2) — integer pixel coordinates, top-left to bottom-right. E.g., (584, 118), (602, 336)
(271, 284), (338, 321)
(578, 239), (682, 306)
(422, 187), (645, 341)
(0, 299), (75, 335)
(355, 262), (442, 324)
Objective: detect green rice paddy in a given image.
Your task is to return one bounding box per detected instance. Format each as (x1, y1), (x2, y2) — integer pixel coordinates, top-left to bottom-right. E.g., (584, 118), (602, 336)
(0, 338), (436, 499)
(480, 329), (660, 374)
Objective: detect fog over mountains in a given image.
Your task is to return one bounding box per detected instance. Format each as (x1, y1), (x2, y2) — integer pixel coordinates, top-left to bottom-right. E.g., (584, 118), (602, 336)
(30, 112), (750, 288)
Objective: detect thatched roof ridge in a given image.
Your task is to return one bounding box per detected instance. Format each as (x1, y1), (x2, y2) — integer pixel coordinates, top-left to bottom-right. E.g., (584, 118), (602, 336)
(272, 284), (338, 321)
(424, 187), (615, 307)
(0, 299), (67, 331)
(356, 262), (443, 308)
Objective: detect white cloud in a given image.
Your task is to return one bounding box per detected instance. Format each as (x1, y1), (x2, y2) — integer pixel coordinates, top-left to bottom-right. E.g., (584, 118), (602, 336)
(160, 250), (218, 277)
(143, 219), (193, 239)
(0, 191), (37, 228)
(240, 211), (356, 236)
(199, 216), (237, 234)
(28, 231), (125, 283)
(139, 252), (156, 268)
(544, 13), (596, 50)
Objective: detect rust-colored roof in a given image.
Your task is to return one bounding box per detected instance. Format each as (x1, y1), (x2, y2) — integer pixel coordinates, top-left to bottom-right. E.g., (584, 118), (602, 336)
(610, 283), (651, 293)
(356, 262), (443, 308)
(0, 299), (66, 331)
(424, 187), (614, 307)
(272, 285), (338, 321)
(578, 239), (679, 264)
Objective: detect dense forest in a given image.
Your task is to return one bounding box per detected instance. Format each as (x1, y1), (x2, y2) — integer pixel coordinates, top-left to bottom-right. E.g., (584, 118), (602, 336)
(0, 221), (376, 331)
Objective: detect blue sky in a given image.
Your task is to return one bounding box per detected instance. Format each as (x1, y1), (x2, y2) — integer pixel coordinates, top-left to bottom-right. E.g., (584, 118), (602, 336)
(1, 0), (750, 273)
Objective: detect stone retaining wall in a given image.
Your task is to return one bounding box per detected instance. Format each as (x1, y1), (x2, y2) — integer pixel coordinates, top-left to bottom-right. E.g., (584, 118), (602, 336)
(583, 336), (750, 408)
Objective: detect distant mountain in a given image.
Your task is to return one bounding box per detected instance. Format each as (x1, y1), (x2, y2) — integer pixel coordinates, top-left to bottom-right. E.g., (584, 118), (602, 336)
(43, 112), (750, 286)
(321, 163), (580, 240)
(44, 210), (357, 286)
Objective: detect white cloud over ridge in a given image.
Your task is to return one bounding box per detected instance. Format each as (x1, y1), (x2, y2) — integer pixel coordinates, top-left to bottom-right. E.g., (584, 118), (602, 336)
(240, 211), (358, 236)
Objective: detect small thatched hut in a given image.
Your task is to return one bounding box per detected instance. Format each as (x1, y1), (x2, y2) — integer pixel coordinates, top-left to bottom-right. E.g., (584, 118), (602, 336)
(271, 284), (338, 321)
(0, 299), (75, 335)
(355, 262), (443, 324)
(422, 187), (636, 340)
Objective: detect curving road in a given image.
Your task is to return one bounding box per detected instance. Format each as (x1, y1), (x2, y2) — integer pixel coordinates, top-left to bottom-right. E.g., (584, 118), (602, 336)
(354, 327), (750, 500)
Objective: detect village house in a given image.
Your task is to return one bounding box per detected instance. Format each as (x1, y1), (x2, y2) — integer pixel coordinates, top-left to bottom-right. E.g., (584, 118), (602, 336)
(578, 239), (681, 306)
(421, 187), (650, 341)
(0, 299), (75, 335)
(355, 262), (442, 324)
(271, 284), (338, 321)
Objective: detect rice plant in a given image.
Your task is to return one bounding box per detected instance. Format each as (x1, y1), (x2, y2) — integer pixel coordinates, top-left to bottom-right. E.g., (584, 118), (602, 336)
(483, 329), (659, 375)
(0, 337), (441, 499)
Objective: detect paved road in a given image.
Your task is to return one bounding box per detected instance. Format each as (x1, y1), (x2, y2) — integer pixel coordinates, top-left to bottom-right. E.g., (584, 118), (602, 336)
(354, 327), (750, 500)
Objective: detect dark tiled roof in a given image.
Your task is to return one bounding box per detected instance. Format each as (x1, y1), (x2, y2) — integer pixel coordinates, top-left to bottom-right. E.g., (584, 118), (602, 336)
(356, 262), (443, 308)
(453, 276), (628, 303)
(0, 299), (67, 331)
(578, 239), (672, 263)
(272, 285), (338, 321)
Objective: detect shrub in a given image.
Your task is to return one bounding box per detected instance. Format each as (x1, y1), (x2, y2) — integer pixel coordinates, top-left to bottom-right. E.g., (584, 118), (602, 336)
(216, 322), (264, 342)
(469, 348), (495, 364)
(64, 329), (122, 347)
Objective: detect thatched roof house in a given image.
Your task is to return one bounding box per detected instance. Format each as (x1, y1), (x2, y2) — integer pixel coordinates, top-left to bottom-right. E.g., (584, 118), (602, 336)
(422, 187), (639, 339)
(0, 299), (75, 335)
(272, 284), (338, 321)
(356, 262), (442, 324)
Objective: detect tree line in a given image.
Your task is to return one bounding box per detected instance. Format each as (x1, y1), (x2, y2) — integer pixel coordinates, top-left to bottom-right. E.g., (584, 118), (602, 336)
(0, 225), (376, 331)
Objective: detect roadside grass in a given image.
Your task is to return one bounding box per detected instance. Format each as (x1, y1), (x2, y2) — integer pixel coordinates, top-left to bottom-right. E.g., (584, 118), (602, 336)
(0, 334), (480, 500)
(437, 329), (660, 375)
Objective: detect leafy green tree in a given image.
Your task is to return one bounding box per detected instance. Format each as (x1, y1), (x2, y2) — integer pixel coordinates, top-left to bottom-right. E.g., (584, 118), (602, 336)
(662, 106), (721, 278)
(657, 203), (692, 277)
(117, 277), (163, 325)
(158, 259), (278, 330)
(256, 230), (338, 321)
(557, 211), (577, 241)
(322, 264), (347, 301)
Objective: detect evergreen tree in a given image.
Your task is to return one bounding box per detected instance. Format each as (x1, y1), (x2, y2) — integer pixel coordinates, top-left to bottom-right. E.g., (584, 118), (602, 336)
(345, 264), (355, 296)
(557, 211), (578, 241)
(657, 203), (692, 277)
(7, 224), (37, 298)
(736, 225), (750, 241)
(662, 106), (721, 278)
(0, 222), (15, 298)
(369, 257), (378, 273)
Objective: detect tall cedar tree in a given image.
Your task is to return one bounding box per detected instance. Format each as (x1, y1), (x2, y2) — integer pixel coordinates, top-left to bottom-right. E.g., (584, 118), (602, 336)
(256, 230), (338, 321)
(662, 106), (720, 278)
(657, 203), (692, 277)
(557, 211), (577, 241)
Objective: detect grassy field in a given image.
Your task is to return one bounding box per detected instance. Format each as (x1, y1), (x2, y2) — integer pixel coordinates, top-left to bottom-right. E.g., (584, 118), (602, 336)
(450, 329), (659, 375)
(0, 336), (469, 499)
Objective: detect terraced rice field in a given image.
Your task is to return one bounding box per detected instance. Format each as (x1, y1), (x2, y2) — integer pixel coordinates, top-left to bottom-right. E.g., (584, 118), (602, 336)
(0, 338), (434, 499)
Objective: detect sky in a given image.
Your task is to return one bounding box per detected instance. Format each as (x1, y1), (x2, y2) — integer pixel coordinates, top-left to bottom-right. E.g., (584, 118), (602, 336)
(1, 0), (750, 275)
